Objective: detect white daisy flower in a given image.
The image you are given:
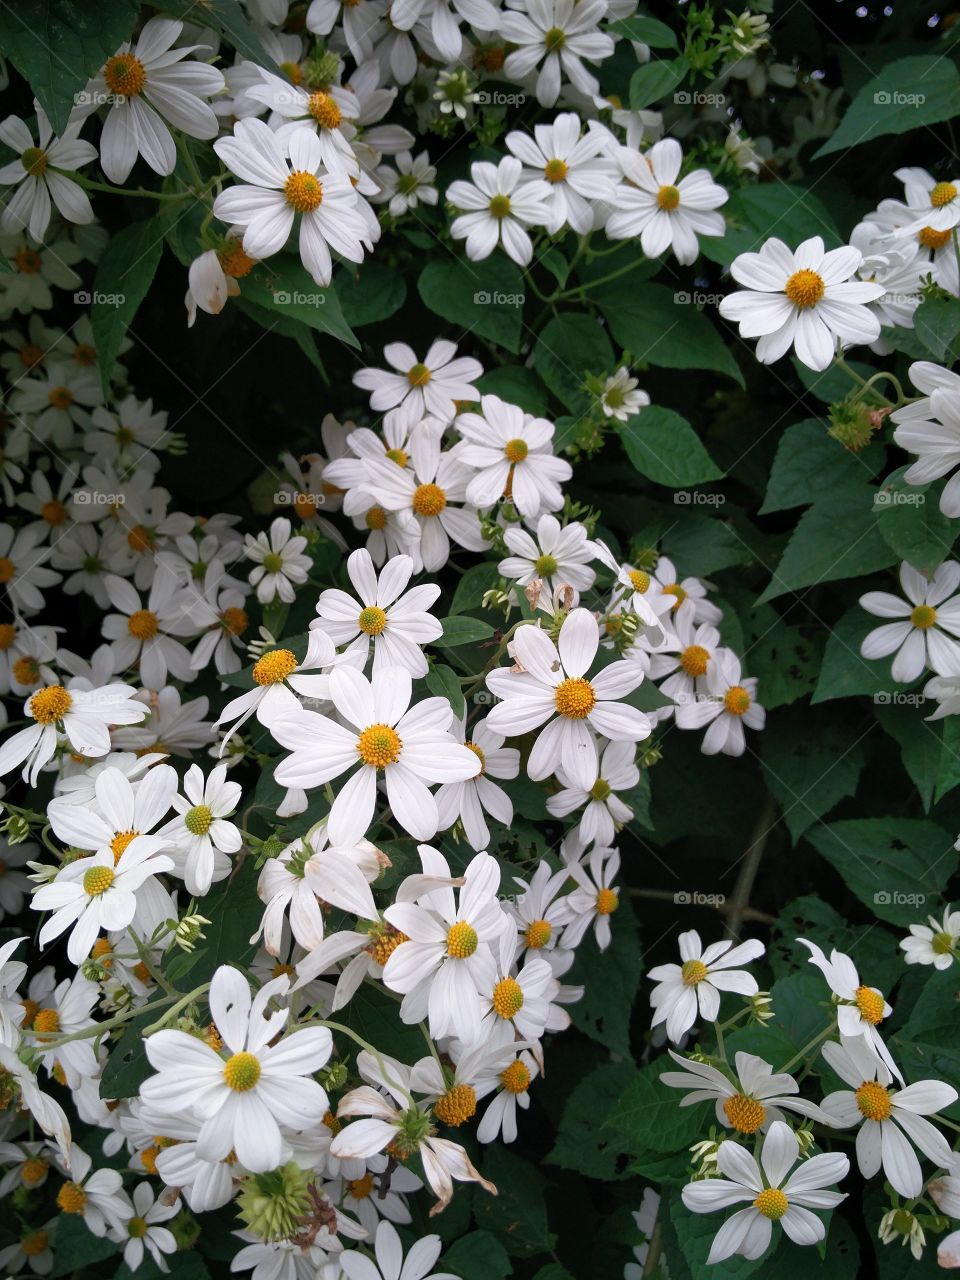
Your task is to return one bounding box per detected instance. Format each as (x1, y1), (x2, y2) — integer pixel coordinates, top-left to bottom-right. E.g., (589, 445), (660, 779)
(0, 1218), (55, 1276)
(892, 363), (960, 517)
(475, 1048), (540, 1145)
(505, 112), (616, 234)
(243, 68), (361, 175)
(507, 860), (573, 960)
(213, 120), (366, 287)
(353, 340), (483, 432)
(448, 157), (551, 266)
(159, 763), (242, 898)
(83, 395), (170, 473)
(501, 0), (615, 108)
(681, 1121), (848, 1264)
(339, 1218), (454, 1280)
(798, 939), (902, 1082)
(560, 844), (622, 951)
(599, 367), (650, 422)
(648, 928), (765, 1043)
(244, 516), (312, 605)
(108, 1181), (179, 1272)
(435, 715), (519, 852)
(674, 648), (766, 757)
(900, 905), (960, 969)
(820, 1034), (957, 1198)
(214, 629), (336, 744)
(498, 514), (597, 614)
(0, 522), (61, 614)
(546, 738), (638, 846)
(650, 553), (721, 625)
(141, 966), (333, 1173)
(0, 106), (96, 240)
(336, 1159), (423, 1240)
(606, 139), (727, 264)
(454, 394), (573, 518)
(0, 230), (82, 313)
(101, 570), (199, 689)
(80, 17), (224, 184)
(474, 930), (555, 1045)
(892, 168), (960, 237)
(51, 1144), (130, 1237)
(719, 235), (885, 371)
(374, 149), (438, 217)
(485, 608), (651, 790)
(859, 560), (960, 682)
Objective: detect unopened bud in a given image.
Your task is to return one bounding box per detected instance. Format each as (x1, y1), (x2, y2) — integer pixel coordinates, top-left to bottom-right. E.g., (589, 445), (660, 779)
(174, 914), (211, 953)
(828, 399), (879, 451)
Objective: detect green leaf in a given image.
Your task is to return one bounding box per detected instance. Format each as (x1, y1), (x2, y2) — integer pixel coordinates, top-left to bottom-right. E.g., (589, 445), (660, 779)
(173, 0), (278, 72)
(335, 979), (427, 1063)
(442, 1231), (512, 1280)
(702, 185), (841, 267)
(165, 858), (262, 986)
(874, 700), (943, 812)
(425, 663), (466, 718)
(335, 262), (406, 327)
(619, 406), (723, 487)
(568, 894), (641, 1056)
(548, 1060), (637, 1179)
(533, 313), (615, 411)
(418, 257), (526, 353)
(91, 218), (164, 394)
(450, 562), (502, 615)
(437, 615), (495, 647)
(811, 607), (901, 704)
(239, 256), (358, 347)
(935, 716), (960, 802)
(475, 1146), (556, 1258)
(49, 1215), (118, 1275)
(476, 366), (549, 416)
(667, 1186), (768, 1278)
(875, 468), (954, 573)
(814, 55), (960, 158)
(792, 357), (882, 405)
(760, 710), (866, 842)
(609, 16), (678, 47)
(757, 498), (896, 604)
(745, 610), (822, 710)
(629, 56), (689, 109)
(913, 294), (960, 363)
(761, 419), (884, 514)
(806, 818), (957, 925)
(2, 0), (139, 133)
(770, 970), (834, 1054)
(605, 1060), (708, 1157)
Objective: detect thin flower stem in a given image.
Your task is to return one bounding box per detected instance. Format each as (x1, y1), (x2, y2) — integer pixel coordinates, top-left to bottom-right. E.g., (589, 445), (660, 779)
(776, 1022), (835, 1076)
(70, 173), (190, 201)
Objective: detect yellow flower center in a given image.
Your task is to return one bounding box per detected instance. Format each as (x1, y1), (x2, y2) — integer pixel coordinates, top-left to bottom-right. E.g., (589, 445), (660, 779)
(271, 962), (295, 980)
(280, 60), (303, 85)
(185, 805), (213, 836)
(544, 26), (566, 50)
(492, 976), (525, 1019)
(753, 1187), (788, 1220)
(466, 741), (486, 773)
(356, 723), (402, 768)
(543, 157), (568, 183)
(218, 238), (255, 278)
(366, 505), (388, 531)
(57, 1181), (87, 1214)
(407, 362), (431, 387)
(12, 656), (40, 686)
(434, 1083), (477, 1126)
(252, 648), (298, 685)
(21, 1229), (49, 1257)
(365, 924), (409, 966)
(20, 1157), (48, 1186)
(91, 938), (114, 966)
(657, 184), (681, 210)
(221, 606), (249, 636)
(525, 919), (552, 949)
(127, 1215), (148, 1238)
(358, 605), (388, 635)
(49, 386), (73, 410)
(931, 181), (958, 208)
(534, 553), (558, 576)
(41, 499), (67, 525)
(127, 609), (159, 640)
(412, 482), (447, 517)
(308, 91), (343, 129)
(21, 146), (47, 176)
(501, 1060), (531, 1094)
(446, 920), (479, 958)
(20, 342), (44, 368)
(488, 194), (512, 219)
(284, 170), (324, 213)
(919, 225), (952, 250)
(110, 830), (139, 863)
(662, 583), (686, 608)
(932, 930), (955, 955)
(504, 437), (529, 463)
(29, 685), (73, 724)
(854, 985), (886, 1025)
(15, 249), (42, 274)
(385, 447), (408, 467)
(104, 53), (147, 97)
(784, 268), (825, 309)
(554, 676), (596, 719)
(723, 685), (752, 716)
(348, 1172), (375, 1199)
(681, 959), (708, 986)
(74, 343), (97, 366)
(262, 551), (284, 573)
(33, 1008), (60, 1035)
(140, 1146), (159, 1175)
(681, 644), (710, 677)
(722, 1093), (767, 1134)
(83, 865), (115, 896)
(596, 887), (618, 915)
(127, 525), (155, 553)
(223, 1051), (261, 1092)
(855, 1079), (893, 1121)
(911, 604), (937, 629)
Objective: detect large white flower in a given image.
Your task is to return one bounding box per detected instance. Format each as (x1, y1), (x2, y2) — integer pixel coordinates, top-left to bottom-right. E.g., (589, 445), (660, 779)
(214, 630), (336, 745)
(661, 1049), (838, 1134)
(0, 107), (96, 240)
(505, 112), (616, 234)
(501, 0), (614, 108)
(798, 939), (901, 1082)
(271, 664), (480, 844)
(719, 235), (885, 371)
(454, 395), (572, 518)
(354, 341), (482, 432)
(101, 570), (199, 689)
(648, 929), (765, 1043)
(485, 608), (650, 789)
(448, 157), (551, 266)
(674, 648), (766, 757)
(859, 560), (960, 682)
(892, 363), (960, 516)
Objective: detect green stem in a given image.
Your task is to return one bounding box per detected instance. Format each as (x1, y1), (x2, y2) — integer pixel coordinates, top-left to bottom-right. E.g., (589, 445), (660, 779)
(552, 255), (645, 301)
(70, 173), (190, 201)
(777, 1021), (835, 1075)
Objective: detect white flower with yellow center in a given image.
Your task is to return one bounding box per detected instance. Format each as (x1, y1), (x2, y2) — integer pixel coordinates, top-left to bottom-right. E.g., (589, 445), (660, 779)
(0, 106), (96, 241)
(648, 928), (765, 1044)
(900, 905), (960, 969)
(546, 738), (638, 847)
(486, 607), (651, 790)
(409, 1035), (523, 1132)
(599, 367), (650, 422)
(159, 763), (242, 898)
(50, 1143), (129, 1238)
(473, 928), (554, 1045)
(213, 120), (366, 287)
(0, 522), (61, 614)
(592, 540), (672, 648)
(893, 167), (960, 237)
(559, 844), (623, 952)
(820, 1034), (957, 1198)
(606, 138), (728, 265)
(141, 965), (332, 1174)
(214, 629), (336, 746)
(244, 516), (312, 606)
(647, 605), (721, 706)
(107, 1180), (179, 1273)
(798, 939), (902, 1082)
(674, 648), (765, 757)
(312, 547), (442, 678)
(498, 513), (598, 614)
(354, 339), (483, 432)
(506, 861), (573, 961)
(375, 149), (439, 218)
(448, 157), (552, 266)
(271, 664), (481, 845)
(435, 715), (519, 853)
(101, 570), (200, 691)
(681, 1121), (849, 1264)
(475, 1048), (540, 1145)
(860, 559), (960, 682)
(650, 553), (722, 626)
(505, 112), (617, 234)
(500, 0), (614, 108)
(719, 235), (885, 371)
(244, 68), (361, 175)
(454, 394), (573, 518)
(382, 846), (508, 1043)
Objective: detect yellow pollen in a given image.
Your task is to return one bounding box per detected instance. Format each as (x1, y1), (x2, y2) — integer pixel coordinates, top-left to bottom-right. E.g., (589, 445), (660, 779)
(662, 583), (686, 608)
(628, 569), (650, 593)
(21, 146), (48, 176)
(412, 482), (447, 517)
(127, 609), (159, 640)
(911, 604), (937, 629)
(133, 961), (151, 984)
(657, 184), (680, 211)
(280, 60), (304, 85)
(220, 606), (249, 636)
(466, 741), (486, 773)
(501, 1060), (531, 1094)
(127, 1216), (148, 1238)
(525, 919), (552, 949)
(33, 1008), (60, 1035)
(723, 685), (752, 716)
(20, 342), (43, 368)
(271, 962), (295, 980)
(57, 1181), (87, 1214)
(784, 268), (825, 309)
(74, 343), (97, 366)
(488, 194), (512, 219)
(919, 225), (952, 250)
(12, 656), (40, 686)
(29, 685), (72, 724)
(596, 887), (618, 915)
(446, 920), (479, 958)
(0, 623), (15, 649)
(855, 985), (886, 1025)
(127, 525), (155, 553)
(357, 723), (402, 768)
(348, 1172), (375, 1199)
(110, 830), (139, 863)
(140, 1146), (160, 1175)
(104, 54), (147, 97)
(534, 553), (558, 576)
(323, 1110), (341, 1135)
(308, 91), (343, 129)
(284, 170), (324, 213)
(385, 448), (408, 467)
(204, 1024), (222, 1051)
(91, 938), (114, 966)
(931, 181), (958, 208)
(680, 644), (710, 677)
(544, 158), (568, 183)
(218, 239), (255, 278)
(681, 959), (708, 986)
(252, 648), (298, 685)
(20, 1156), (48, 1186)
(590, 778), (611, 802)
(83, 865), (115, 896)
(0, 556), (14, 583)
(21, 1229), (49, 1259)
(855, 1079), (893, 1121)
(434, 1083), (477, 1126)
(41, 499), (67, 525)
(223, 1051), (261, 1092)
(753, 1187), (788, 1220)
(492, 975), (524, 1019)
(365, 925), (409, 966)
(184, 805), (213, 836)
(722, 1093), (767, 1134)
(15, 249), (42, 274)
(932, 930), (955, 955)
(20, 999), (39, 1029)
(554, 676), (596, 719)
(358, 605), (388, 635)
(504, 437), (528, 463)
(48, 386), (73, 411)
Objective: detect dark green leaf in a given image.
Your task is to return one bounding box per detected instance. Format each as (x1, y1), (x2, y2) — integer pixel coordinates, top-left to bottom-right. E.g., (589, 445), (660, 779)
(597, 282), (743, 385)
(760, 419), (884, 514)
(629, 56), (689, 109)
(336, 262), (406, 327)
(437, 615), (495, 647)
(815, 55), (960, 158)
(619, 406), (723, 487)
(418, 257), (526, 353)
(426, 662), (466, 717)
(92, 218), (164, 394)
(757, 498), (896, 604)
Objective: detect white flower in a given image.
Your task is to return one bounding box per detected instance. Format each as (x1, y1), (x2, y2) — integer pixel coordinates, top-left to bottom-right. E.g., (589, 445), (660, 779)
(647, 605), (721, 706)
(271, 664), (480, 845)
(108, 1181), (179, 1272)
(560, 844), (621, 950)
(244, 517), (312, 605)
(141, 966), (332, 1173)
(0, 1044), (70, 1163)
(101, 569), (200, 690)
(681, 1121), (848, 1263)
(435, 716), (519, 852)
(650, 553), (722, 626)
(159, 763), (242, 897)
(893, 169), (960, 237)
(375, 150), (438, 217)
(486, 608), (651, 789)
(0, 1218), (55, 1276)
(798, 939), (901, 1082)
(214, 630), (336, 745)
(244, 68), (360, 174)
(501, 0), (614, 108)
(892, 363), (960, 517)
(81, 17), (224, 184)
(339, 1219), (456, 1280)
(448, 157), (551, 266)
(51, 1144), (129, 1237)
(820, 1034), (958, 1198)
(649, 929), (765, 1043)
(900, 905), (960, 969)
(0, 107), (96, 240)
(661, 1049), (838, 1134)
(476, 1048), (540, 1145)
(213, 121), (366, 287)
(546, 738), (638, 846)
(674, 649), (765, 757)
(719, 235), (885, 371)
(606, 139), (727, 264)
(507, 861), (573, 959)
(354, 340), (482, 432)
(0, 523), (61, 614)
(860, 560), (960, 681)
(505, 112), (616, 234)
(454, 395), (573, 518)
(498, 514), (597, 614)
(599, 367), (650, 422)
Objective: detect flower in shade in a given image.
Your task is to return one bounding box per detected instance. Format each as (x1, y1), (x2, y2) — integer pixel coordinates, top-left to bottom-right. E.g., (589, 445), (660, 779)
(353, 340), (483, 431)
(447, 157), (551, 266)
(674, 649), (765, 757)
(546, 738), (638, 846)
(648, 929), (765, 1043)
(501, 0), (614, 108)
(454, 394), (573, 518)
(339, 1219), (458, 1280)
(159, 763), (242, 897)
(244, 516), (313, 606)
(797, 939), (901, 1082)
(498, 514), (597, 614)
(0, 106), (97, 240)
(900, 905), (960, 969)
(435, 715), (519, 852)
(859, 559), (960, 682)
